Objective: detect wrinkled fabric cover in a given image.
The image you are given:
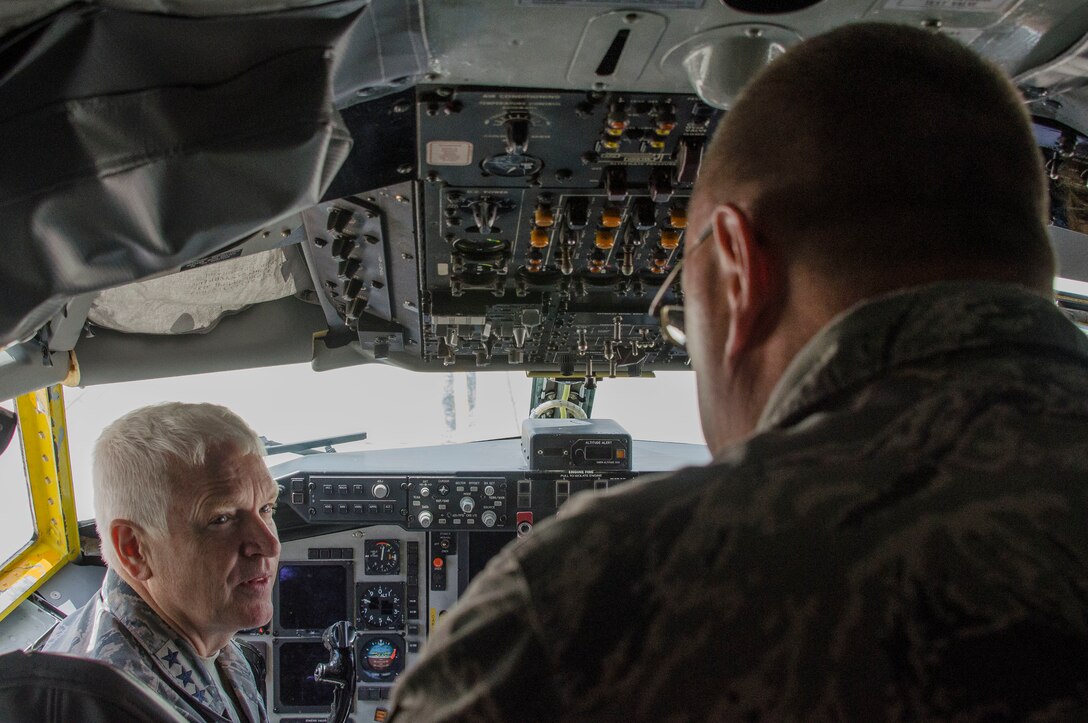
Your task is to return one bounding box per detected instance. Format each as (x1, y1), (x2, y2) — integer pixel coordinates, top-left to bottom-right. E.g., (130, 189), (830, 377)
(44, 568), (268, 723)
(0, 649), (187, 723)
(390, 281), (1088, 721)
(88, 247), (304, 334)
(0, 2), (366, 347)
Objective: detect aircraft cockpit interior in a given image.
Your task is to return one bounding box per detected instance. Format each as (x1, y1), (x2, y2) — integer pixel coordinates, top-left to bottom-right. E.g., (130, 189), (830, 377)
(3, 0), (1088, 720)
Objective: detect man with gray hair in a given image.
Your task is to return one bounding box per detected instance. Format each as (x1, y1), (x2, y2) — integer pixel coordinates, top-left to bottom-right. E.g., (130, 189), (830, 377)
(45, 402), (280, 723)
(390, 23), (1088, 720)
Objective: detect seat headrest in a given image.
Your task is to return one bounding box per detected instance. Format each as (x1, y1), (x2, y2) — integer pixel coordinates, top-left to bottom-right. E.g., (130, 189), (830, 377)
(0, 650), (188, 722)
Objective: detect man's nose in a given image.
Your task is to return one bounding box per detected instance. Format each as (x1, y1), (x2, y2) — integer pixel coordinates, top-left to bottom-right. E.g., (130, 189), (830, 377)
(242, 513), (281, 558)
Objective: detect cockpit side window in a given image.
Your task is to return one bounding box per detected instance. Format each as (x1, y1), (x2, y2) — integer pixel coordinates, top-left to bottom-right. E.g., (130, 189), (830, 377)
(0, 400), (34, 568)
(0, 387), (81, 623)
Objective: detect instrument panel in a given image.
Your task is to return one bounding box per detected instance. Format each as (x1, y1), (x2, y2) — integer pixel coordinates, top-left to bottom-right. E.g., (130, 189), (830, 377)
(298, 86), (722, 377)
(245, 435), (708, 722)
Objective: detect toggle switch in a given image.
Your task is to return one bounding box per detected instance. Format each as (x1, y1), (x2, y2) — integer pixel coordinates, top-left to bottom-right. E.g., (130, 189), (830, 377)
(504, 112), (531, 154)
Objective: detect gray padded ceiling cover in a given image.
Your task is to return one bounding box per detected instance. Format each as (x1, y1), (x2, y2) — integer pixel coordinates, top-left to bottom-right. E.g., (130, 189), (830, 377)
(0, 1), (371, 348)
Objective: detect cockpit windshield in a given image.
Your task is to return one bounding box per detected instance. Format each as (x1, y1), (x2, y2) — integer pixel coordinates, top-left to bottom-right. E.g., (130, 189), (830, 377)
(60, 365), (702, 522)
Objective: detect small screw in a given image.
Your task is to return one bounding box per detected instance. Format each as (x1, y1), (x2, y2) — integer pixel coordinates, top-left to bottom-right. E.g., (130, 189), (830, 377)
(393, 100), (412, 113)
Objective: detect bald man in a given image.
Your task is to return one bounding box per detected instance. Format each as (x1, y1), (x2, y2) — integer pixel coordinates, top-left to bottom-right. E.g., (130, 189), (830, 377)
(389, 24), (1088, 721)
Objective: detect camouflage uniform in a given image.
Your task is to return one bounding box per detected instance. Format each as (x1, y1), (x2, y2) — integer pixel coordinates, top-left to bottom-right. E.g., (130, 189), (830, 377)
(390, 281), (1088, 721)
(43, 568), (267, 723)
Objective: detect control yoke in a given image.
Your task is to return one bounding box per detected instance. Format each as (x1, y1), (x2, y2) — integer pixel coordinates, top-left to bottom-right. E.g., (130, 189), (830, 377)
(314, 621), (358, 723)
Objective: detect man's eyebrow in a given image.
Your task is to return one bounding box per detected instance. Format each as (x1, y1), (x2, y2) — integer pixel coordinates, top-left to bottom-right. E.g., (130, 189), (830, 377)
(195, 493), (240, 513)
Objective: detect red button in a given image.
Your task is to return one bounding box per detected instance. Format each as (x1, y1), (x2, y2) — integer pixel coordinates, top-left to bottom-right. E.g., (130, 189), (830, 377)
(432, 557), (444, 569)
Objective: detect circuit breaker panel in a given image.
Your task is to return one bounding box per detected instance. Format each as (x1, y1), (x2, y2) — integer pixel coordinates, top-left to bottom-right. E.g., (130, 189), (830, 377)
(302, 86), (721, 375)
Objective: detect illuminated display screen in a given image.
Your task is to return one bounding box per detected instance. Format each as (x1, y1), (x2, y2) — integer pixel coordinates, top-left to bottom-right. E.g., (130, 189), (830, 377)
(276, 641), (334, 709)
(358, 635), (405, 682)
(275, 563), (350, 633)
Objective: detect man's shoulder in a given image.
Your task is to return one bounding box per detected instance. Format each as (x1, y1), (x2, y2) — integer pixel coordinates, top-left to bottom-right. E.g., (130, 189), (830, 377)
(517, 458), (750, 560)
(42, 588), (156, 673)
(506, 457), (757, 630)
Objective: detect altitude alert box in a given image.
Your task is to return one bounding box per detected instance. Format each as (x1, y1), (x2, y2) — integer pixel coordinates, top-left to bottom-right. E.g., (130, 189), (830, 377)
(522, 418), (632, 472)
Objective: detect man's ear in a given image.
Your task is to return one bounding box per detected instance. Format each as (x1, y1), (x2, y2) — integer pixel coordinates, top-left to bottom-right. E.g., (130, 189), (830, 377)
(110, 520), (154, 581)
(711, 204), (782, 362)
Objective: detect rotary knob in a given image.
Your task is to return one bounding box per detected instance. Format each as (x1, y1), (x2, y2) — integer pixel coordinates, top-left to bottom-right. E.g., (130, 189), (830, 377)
(417, 510), (433, 528)
(372, 483), (389, 499)
(459, 496), (475, 514)
(481, 510), (497, 528)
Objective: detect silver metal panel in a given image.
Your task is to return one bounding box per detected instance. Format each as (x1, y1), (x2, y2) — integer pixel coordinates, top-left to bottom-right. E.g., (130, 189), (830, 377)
(0, 345), (68, 404)
(420, 0), (1083, 93)
(566, 10), (669, 88)
(0, 599), (59, 654)
(33, 564), (107, 619)
(1050, 224), (1088, 282)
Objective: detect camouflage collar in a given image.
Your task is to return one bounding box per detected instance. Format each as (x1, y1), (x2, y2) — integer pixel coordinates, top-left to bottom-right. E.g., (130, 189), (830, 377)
(102, 569), (261, 722)
(759, 281), (1088, 433)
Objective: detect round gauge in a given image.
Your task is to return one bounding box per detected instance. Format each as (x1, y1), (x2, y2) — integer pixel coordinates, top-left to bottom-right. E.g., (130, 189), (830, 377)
(364, 540), (400, 576)
(359, 584), (404, 629)
(480, 153), (543, 177)
(358, 635), (404, 682)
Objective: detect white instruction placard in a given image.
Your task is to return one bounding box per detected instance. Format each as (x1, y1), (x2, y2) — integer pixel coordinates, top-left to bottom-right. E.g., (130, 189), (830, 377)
(885, 0), (1015, 11)
(427, 141), (474, 167)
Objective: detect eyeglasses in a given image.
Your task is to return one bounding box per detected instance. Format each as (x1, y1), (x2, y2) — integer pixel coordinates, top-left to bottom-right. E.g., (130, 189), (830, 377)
(647, 226), (712, 349)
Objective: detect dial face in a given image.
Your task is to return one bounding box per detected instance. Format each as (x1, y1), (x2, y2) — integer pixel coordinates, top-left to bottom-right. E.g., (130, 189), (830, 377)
(360, 584), (404, 630)
(358, 636), (404, 682)
(364, 540), (400, 576)
(480, 153), (543, 177)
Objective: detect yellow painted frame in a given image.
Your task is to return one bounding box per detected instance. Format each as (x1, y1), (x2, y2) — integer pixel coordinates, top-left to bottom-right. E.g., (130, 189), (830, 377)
(0, 386), (80, 622)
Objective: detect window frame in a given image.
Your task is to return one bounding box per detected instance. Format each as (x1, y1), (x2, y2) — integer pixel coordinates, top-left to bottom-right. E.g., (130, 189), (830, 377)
(0, 386), (81, 622)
